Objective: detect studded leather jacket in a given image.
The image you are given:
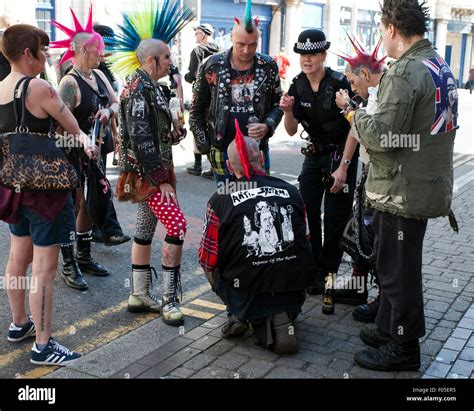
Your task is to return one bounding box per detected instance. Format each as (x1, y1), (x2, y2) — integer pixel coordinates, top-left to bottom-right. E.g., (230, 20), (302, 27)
(119, 69), (176, 186)
(189, 49), (283, 154)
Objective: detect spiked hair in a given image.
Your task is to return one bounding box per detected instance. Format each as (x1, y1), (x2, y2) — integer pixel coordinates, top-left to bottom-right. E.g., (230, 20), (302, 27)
(105, 0), (193, 78)
(233, 0), (259, 34)
(234, 119), (251, 180)
(334, 33), (387, 75)
(50, 5), (105, 66)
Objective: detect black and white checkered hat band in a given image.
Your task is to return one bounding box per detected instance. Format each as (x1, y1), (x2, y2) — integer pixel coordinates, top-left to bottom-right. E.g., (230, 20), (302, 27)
(296, 39), (327, 51)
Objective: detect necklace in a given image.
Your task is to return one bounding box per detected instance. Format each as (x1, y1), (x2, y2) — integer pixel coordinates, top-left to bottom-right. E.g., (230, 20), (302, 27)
(74, 67), (94, 81)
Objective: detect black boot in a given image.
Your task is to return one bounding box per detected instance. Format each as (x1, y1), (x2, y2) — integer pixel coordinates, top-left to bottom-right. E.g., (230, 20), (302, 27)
(353, 294), (380, 323)
(359, 326), (392, 348)
(272, 312), (298, 354)
(60, 245), (88, 291)
(186, 154), (202, 176)
(333, 269), (368, 305)
(354, 339), (421, 371)
(76, 232), (110, 277)
(201, 169), (214, 180)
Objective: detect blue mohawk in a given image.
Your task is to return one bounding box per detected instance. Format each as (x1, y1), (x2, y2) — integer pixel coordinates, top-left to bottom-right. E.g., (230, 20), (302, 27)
(106, 0), (193, 78)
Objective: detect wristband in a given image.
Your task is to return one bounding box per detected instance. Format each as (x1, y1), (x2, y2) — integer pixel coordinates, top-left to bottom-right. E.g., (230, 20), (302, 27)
(345, 110), (355, 123)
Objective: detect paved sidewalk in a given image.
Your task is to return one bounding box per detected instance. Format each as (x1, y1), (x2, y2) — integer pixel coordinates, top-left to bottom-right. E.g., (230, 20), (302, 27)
(46, 178), (474, 380)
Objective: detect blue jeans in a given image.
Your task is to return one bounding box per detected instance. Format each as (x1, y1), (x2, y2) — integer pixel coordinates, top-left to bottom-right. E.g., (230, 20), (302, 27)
(9, 194), (75, 247)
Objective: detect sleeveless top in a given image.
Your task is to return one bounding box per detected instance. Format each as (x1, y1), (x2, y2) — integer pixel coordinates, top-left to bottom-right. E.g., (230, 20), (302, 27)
(0, 78), (68, 223)
(68, 71), (111, 134)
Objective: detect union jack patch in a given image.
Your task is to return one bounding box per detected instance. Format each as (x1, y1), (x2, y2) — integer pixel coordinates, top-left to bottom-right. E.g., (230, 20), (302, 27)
(422, 57), (458, 135)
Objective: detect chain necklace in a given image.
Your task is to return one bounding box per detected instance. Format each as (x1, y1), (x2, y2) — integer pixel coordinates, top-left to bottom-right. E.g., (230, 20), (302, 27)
(74, 67), (94, 81)
(230, 58), (253, 83)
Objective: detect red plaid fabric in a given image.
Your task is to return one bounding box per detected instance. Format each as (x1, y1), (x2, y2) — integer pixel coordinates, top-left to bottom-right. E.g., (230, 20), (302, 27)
(198, 204), (219, 273)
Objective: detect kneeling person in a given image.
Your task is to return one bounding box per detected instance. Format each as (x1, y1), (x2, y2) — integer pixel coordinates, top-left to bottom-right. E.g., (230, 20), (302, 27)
(199, 122), (315, 354)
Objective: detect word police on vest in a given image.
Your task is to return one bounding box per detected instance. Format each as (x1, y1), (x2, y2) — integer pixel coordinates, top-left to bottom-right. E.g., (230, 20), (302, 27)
(18, 385), (56, 405)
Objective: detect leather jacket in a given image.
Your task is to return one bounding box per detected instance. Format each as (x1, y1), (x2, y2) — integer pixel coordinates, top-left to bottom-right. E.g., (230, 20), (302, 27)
(189, 48), (283, 154)
(119, 69), (175, 186)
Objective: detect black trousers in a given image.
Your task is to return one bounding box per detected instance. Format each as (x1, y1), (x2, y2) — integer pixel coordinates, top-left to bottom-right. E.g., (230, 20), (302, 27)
(373, 210), (428, 341)
(299, 162), (357, 281)
(216, 278), (305, 322)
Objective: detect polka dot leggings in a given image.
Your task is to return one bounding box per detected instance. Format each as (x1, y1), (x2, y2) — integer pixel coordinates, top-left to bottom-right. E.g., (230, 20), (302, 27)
(145, 192), (187, 242)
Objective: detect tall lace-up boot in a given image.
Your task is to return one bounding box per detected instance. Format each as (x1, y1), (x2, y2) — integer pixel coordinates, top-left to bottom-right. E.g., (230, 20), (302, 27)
(161, 266), (184, 326)
(127, 266), (162, 313)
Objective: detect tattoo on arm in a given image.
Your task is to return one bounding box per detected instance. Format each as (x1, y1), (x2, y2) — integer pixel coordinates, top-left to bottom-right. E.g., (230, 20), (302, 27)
(59, 103), (66, 113)
(58, 79), (77, 112)
(48, 85), (58, 99)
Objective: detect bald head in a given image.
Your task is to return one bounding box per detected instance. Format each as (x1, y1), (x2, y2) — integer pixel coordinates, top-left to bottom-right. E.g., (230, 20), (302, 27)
(137, 38), (167, 65)
(231, 24), (259, 67)
(231, 24), (258, 42)
(227, 137), (263, 177)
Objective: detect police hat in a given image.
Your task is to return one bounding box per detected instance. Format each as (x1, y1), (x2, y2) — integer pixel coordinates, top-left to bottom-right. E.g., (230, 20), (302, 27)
(294, 29), (330, 54)
(193, 23), (214, 36)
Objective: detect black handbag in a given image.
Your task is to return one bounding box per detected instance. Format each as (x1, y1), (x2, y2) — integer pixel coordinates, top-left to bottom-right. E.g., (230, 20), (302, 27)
(85, 159), (112, 227)
(0, 77), (79, 192)
(339, 166), (375, 262)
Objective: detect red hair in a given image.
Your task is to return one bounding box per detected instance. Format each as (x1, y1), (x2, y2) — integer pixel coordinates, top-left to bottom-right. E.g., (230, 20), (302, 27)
(334, 33), (386, 74)
(234, 119), (251, 180)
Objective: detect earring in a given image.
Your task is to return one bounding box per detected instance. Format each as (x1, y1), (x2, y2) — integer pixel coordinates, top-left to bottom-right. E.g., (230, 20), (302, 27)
(28, 59), (33, 65)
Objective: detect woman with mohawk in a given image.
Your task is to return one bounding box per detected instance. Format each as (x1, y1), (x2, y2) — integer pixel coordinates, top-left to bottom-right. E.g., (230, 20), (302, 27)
(109, 0), (193, 326)
(52, 5), (117, 290)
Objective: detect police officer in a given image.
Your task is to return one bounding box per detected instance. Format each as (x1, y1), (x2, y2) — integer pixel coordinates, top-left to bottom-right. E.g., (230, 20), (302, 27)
(280, 29), (358, 295)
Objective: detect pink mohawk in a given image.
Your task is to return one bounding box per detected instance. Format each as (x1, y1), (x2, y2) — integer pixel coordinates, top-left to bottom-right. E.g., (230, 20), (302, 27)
(333, 33), (387, 73)
(50, 5), (104, 66)
(234, 119), (251, 180)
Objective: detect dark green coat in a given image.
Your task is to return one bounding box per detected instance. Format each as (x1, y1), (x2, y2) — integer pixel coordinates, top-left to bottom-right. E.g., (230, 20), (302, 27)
(355, 39), (458, 219)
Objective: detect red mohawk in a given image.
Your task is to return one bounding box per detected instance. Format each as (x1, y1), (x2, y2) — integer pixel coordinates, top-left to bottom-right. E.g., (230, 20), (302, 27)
(234, 119), (251, 180)
(333, 33), (387, 73)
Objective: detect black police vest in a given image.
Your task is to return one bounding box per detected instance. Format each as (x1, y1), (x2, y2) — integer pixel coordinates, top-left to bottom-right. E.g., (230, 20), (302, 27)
(209, 174), (315, 294)
(293, 69), (350, 145)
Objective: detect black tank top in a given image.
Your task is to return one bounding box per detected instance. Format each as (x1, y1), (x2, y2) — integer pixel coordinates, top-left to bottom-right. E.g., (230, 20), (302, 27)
(68, 71), (111, 134)
(0, 81), (50, 133)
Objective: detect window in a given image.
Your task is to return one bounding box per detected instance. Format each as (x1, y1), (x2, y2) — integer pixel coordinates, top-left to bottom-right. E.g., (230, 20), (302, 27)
(36, 0), (55, 40)
(301, 2), (324, 31)
(356, 9), (382, 52)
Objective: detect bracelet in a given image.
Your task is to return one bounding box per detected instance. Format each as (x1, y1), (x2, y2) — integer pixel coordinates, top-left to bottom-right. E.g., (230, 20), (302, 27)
(345, 109), (356, 123)
(107, 107), (114, 118)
